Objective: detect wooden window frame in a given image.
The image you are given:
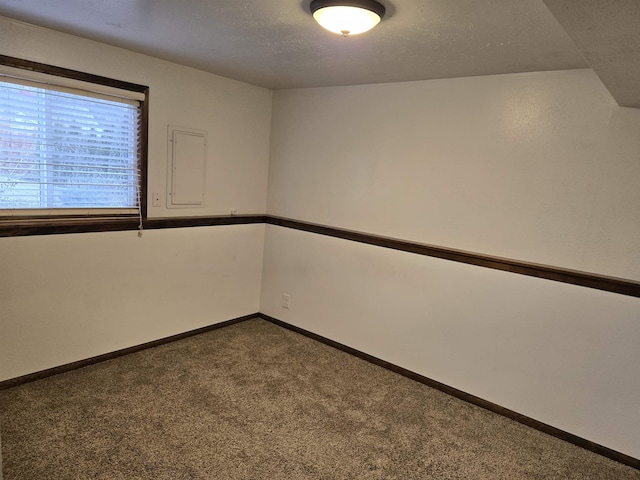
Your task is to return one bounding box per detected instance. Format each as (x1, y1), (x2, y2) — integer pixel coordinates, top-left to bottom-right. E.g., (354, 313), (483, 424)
(0, 54), (149, 236)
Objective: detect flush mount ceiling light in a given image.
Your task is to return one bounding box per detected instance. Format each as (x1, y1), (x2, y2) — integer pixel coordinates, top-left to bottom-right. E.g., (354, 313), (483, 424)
(310, 0), (386, 36)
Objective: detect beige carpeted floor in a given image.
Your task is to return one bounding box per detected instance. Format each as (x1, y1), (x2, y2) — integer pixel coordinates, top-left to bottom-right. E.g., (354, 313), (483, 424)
(1, 318), (638, 479)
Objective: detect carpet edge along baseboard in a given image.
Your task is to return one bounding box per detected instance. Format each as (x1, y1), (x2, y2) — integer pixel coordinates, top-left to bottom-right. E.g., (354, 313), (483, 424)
(259, 314), (640, 471)
(0, 314), (257, 390)
(1, 313), (638, 471)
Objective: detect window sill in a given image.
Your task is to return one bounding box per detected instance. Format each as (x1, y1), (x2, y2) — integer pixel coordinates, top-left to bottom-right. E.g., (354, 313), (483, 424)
(0, 214), (267, 237)
(0, 216), (141, 237)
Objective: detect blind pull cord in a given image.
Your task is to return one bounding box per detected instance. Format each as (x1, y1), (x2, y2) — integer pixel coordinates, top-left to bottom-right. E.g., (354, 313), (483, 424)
(137, 186), (144, 238)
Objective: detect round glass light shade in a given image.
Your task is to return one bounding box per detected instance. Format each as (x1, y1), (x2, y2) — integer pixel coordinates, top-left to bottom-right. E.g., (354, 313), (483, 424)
(312, 3), (384, 36)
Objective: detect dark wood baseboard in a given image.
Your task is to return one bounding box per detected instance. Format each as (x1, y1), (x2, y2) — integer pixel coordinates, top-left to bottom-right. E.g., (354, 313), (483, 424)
(2, 312), (638, 469)
(258, 313), (640, 471)
(0, 313), (258, 391)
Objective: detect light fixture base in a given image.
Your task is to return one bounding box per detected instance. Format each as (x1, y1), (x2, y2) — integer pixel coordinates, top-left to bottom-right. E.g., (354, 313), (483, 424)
(310, 0), (386, 36)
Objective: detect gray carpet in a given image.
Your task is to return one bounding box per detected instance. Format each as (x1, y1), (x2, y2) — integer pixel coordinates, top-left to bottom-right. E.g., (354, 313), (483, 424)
(1, 318), (638, 480)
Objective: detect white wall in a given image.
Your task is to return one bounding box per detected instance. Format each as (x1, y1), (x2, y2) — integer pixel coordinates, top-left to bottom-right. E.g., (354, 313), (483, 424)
(262, 70), (640, 457)
(268, 70), (640, 280)
(0, 17), (271, 381)
(0, 16), (272, 217)
(2, 14), (640, 461)
(1, 225), (265, 381)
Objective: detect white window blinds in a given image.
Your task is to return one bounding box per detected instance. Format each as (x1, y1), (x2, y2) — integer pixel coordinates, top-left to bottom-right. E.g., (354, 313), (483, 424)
(0, 76), (142, 215)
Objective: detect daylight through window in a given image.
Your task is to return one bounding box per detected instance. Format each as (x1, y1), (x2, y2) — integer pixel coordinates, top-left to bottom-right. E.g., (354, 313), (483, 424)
(0, 71), (143, 216)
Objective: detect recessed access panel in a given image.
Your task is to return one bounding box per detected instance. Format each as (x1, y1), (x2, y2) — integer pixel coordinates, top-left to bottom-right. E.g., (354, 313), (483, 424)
(167, 125), (207, 208)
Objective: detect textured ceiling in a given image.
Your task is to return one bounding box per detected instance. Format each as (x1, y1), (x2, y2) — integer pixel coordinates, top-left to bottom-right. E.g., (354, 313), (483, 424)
(0, 0), (638, 105)
(543, 0), (640, 108)
(0, 0), (587, 89)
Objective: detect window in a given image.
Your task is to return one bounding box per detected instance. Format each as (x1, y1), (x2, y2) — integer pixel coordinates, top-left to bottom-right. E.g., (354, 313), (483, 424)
(0, 56), (148, 234)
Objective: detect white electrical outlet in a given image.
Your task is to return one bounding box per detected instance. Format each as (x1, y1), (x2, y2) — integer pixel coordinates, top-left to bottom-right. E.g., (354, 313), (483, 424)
(152, 192), (161, 207)
(282, 294), (291, 309)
